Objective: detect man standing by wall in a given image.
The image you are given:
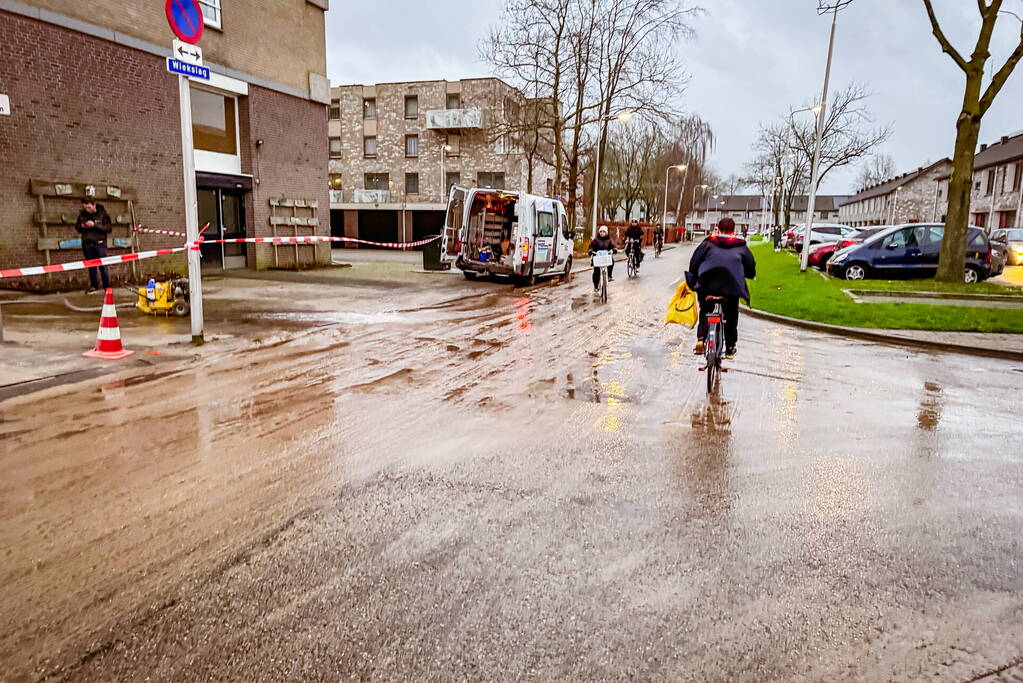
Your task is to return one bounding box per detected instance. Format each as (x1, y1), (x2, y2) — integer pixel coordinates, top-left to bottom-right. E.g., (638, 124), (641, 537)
(76, 198), (112, 293)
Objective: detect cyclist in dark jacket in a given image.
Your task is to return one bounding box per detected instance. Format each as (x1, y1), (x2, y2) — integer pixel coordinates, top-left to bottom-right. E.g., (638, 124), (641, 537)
(688, 217), (756, 358)
(588, 225), (617, 291)
(624, 220), (644, 268)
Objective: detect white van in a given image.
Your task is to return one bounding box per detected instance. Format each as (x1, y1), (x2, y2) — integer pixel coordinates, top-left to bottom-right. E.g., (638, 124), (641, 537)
(440, 187), (575, 284)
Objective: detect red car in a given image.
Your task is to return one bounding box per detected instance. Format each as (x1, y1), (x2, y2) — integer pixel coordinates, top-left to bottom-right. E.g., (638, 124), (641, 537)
(809, 227), (887, 270)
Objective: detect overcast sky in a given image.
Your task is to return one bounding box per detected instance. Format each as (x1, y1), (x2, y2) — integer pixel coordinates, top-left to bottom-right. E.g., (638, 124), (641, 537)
(325, 0), (1023, 195)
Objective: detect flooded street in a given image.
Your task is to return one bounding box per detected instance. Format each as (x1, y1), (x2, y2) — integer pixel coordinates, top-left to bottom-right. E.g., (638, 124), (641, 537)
(2, 248), (1022, 681)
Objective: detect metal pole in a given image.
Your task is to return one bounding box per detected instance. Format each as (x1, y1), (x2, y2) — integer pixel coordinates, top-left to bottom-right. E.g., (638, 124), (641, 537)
(987, 166), (1001, 232)
(1016, 166), (1023, 226)
(800, 7), (838, 272)
(932, 180), (940, 222)
(441, 148), (446, 200)
(661, 167), (671, 235)
(178, 74), (204, 344)
(590, 121), (605, 237)
(892, 187), (901, 224)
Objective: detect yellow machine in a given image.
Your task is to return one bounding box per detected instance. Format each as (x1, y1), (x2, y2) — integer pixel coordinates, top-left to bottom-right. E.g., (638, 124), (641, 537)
(135, 278), (191, 317)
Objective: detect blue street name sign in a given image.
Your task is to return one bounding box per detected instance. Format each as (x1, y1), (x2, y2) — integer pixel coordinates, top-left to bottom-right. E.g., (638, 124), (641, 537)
(166, 58), (210, 81)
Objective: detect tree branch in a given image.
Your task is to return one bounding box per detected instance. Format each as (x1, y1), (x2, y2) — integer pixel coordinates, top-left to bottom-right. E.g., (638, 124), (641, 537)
(922, 0), (969, 71)
(980, 24), (1023, 114)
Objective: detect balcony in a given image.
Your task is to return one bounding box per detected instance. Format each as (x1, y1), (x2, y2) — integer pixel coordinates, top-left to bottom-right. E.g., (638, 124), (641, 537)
(354, 189), (391, 204)
(425, 108), (484, 131)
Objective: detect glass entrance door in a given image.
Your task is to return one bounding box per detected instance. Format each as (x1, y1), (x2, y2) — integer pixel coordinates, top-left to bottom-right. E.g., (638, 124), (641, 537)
(197, 188), (247, 269)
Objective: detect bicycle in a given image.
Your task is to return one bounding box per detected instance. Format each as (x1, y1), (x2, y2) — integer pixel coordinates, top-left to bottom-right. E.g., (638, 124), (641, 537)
(592, 249), (613, 303)
(625, 238), (640, 278)
(702, 296), (726, 393)
(654, 235), (663, 257)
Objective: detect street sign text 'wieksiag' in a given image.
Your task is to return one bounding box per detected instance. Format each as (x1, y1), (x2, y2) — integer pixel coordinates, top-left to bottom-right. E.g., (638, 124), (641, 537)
(166, 59), (210, 81)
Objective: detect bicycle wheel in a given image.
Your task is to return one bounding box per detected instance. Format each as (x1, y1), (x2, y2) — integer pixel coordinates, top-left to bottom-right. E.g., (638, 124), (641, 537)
(600, 269), (608, 303)
(627, 256), (637, 278)
(705, 334), (717, 393)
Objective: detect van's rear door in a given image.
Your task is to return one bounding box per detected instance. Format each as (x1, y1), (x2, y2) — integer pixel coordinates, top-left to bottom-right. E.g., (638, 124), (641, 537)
(440, 186), (467, 264)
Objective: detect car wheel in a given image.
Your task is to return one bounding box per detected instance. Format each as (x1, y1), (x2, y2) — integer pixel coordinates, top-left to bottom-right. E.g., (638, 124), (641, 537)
(964, 266), (981, 284)
(844, 263), (868, 281)
(463, 271), (478, 280)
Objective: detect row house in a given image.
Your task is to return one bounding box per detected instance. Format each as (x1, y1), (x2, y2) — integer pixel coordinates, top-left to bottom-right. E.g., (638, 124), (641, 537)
(838, 160), (952, 228)
(938, 132), (1023, 230)
(2, 0), (331, 288)
(687, 195), (848, 234)
(327, 78), (556, 245)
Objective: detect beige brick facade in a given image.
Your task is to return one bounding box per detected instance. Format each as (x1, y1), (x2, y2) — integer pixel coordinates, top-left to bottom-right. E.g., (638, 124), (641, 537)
(937, 132), (1023, 230)
(839, 160), (953, 228)
(14, 0), (327, 98)
(326, 78), (557, 243)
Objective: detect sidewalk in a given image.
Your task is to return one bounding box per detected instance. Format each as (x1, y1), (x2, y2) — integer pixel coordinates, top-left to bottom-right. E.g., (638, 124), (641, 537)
(742, 305), (1023, 360)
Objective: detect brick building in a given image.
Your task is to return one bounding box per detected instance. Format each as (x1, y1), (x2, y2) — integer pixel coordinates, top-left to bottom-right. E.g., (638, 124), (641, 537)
(937, 131), (1023, 230)
(687, 194), (848, 234)
(0, 0), (330, 290)
(327, 78), (556, 244)
(838, 159), (953, 228)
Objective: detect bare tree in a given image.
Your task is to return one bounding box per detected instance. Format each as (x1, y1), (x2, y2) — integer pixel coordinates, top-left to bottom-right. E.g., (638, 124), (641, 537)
(746, 122), (810, 234)
(787, 83), (892, 191)
(482, 0), (700, 235)
(922, 0), (1023, 282)
(856, 153), (896, 189)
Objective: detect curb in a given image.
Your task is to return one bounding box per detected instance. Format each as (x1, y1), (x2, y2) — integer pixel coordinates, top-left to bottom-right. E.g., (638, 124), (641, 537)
(741, 305), (1023, 362)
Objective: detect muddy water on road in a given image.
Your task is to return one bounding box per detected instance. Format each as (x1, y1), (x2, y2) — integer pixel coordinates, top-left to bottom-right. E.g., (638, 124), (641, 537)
(2, 250), (1022, 680)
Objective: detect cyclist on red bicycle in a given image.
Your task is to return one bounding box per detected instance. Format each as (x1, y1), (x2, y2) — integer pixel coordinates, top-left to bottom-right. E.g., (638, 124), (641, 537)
(688, 217), (756, 359)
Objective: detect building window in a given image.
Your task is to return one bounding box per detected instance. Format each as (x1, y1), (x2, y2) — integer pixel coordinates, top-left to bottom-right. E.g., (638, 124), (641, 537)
(446, 93), (461, 109)
(446, 172), (461, 193)
(1015, 163), (1023, 192)
(329, 137), (342, 158)
(328, 100), (340, 119)
(191, 87), (237, 155)
(199, 0), (222, 29)
(365, 173), (389, 191)
(363, 136), (377, 158)
(329, 174), (343, 191)
(405, 134), (419, 158)
(363, 98), (376, 119)
(477, 172), (505, 189)
(406, 173), (420, 195)
(404, 95), (419, 119)
(986, 170), (995, 195)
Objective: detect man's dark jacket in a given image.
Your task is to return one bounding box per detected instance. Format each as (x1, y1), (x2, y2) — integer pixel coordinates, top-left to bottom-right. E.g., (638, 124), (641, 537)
(688, 234), (757, 302)
(75, 205), (113, 245)
(624, 224), (644, 242)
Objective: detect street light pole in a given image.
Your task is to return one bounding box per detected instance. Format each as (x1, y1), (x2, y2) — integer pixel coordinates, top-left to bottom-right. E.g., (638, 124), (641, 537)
(661, 164), (685, 236)
(891, 185), (902, 224)
(440, 144), (453, 200)
(799, 1), (846, 272)
(691, 184), (708, 239)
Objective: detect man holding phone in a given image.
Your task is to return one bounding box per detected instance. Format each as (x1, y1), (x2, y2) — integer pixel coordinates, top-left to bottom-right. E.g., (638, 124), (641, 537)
(75, 197), (113, 293)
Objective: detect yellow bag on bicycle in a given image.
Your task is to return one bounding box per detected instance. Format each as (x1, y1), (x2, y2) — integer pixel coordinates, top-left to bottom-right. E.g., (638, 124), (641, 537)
(665, 282), (698, 328)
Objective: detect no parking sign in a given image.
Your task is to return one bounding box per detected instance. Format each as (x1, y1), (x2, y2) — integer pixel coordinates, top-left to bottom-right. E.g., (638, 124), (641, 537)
(165, 0), (204, 44)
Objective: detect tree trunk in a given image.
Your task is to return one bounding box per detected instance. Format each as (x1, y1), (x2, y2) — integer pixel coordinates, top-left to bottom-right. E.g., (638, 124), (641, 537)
(935, 70), (984, 282)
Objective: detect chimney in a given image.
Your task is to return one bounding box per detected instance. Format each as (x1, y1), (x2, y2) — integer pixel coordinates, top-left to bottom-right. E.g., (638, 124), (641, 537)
(1000, 135), (1009, 145)
(980, 143), (988, 152)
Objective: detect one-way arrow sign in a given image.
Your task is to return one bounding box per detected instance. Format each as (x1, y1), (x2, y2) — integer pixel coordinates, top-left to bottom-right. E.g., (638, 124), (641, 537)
(172, 39), (203, 66)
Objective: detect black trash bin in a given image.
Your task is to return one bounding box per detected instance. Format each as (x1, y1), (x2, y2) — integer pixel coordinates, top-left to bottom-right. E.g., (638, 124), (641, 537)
(422, 236), (450, 271)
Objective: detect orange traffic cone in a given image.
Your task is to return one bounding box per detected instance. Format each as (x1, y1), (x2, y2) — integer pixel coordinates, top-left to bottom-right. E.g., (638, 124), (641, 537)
(83, 288), (135, 360)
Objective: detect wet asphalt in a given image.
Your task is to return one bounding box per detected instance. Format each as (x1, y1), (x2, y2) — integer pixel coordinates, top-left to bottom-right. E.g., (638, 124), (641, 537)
(1, 247), (1022, 681)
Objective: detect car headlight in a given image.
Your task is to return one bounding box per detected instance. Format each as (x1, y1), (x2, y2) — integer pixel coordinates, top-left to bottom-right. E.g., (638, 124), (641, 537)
(831, 251), (849, 264)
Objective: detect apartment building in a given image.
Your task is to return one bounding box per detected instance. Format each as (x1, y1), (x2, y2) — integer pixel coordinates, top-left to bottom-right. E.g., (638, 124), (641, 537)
(1, 0), (330, 289)
(687, 195), (848, 234)
(327, 78), (556, 245)
(938, 132), (1023, 230)
(839, 160), (953, 228)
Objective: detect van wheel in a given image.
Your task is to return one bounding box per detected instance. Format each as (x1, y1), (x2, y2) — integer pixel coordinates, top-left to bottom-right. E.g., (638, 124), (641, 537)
(964, 266), (981, 284)
(844, 263), (868, 281)
(563, 258), (573, 282)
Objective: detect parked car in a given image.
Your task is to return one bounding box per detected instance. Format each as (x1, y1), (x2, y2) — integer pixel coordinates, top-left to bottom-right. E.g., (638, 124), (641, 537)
(808, 227), (887, 270)
(828, 223), (992, 283)
(993, 228), (1023, 266)
(791, 223), (859, 252)
(988, 230), (1008, 276)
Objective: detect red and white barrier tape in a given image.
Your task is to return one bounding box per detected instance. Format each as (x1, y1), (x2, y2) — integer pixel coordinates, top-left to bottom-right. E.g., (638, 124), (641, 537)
(0, 246), (193, 279)
(194, 235), (441, 248)
(133, 226), (188, 237)
(0, 231), (440, 279)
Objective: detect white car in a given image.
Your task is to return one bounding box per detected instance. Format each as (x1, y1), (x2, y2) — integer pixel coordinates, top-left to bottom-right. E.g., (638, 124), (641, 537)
(792, 223), (858, 251)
